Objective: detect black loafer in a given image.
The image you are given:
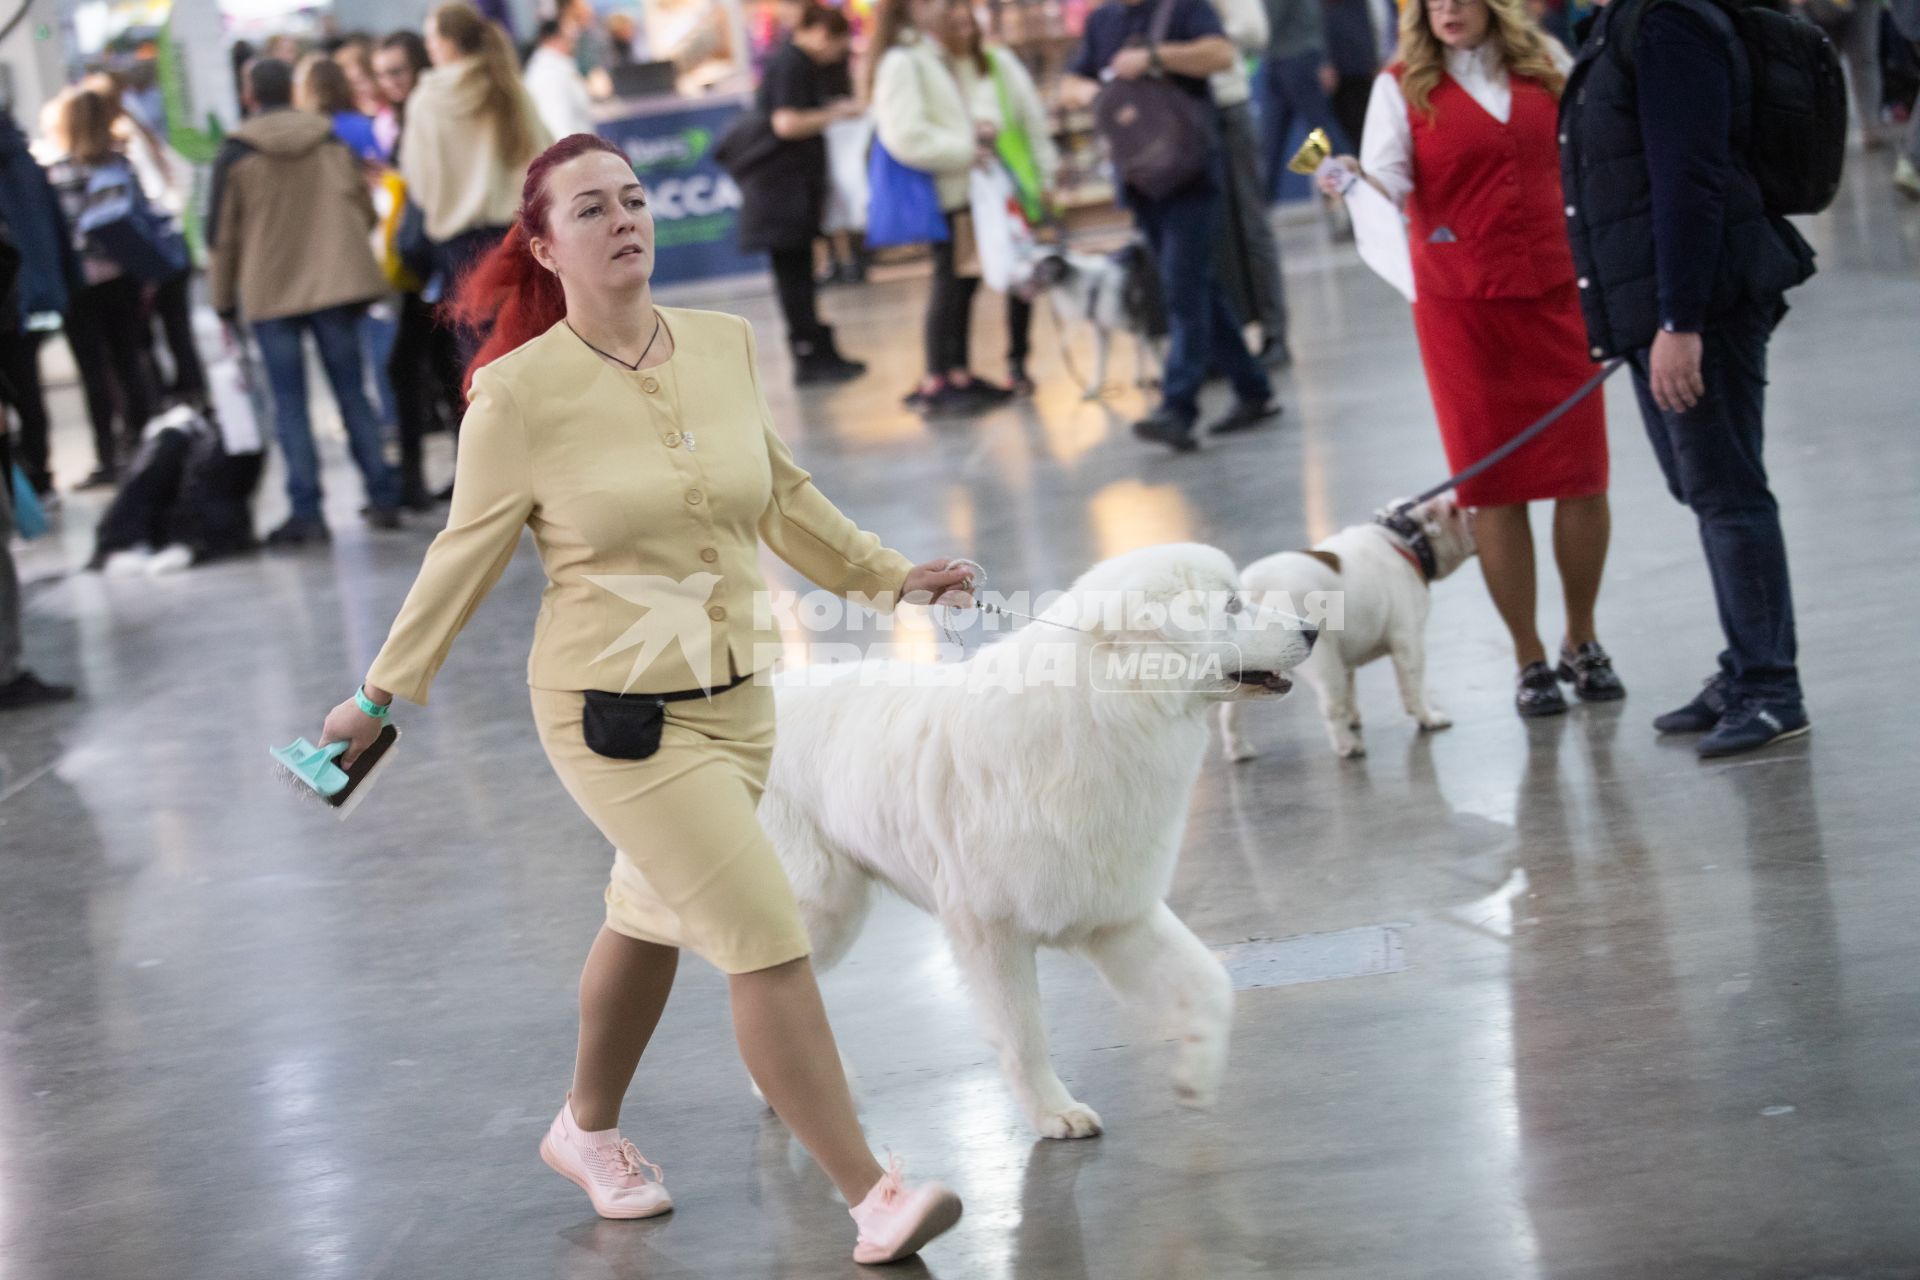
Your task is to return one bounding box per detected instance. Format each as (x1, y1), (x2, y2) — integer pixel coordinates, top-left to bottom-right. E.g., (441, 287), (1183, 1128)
(1133, 409), (1199, 452)
(1556, 641), (1626, 702)
(0, 670), (77, 712)
(1517, 661), (1569, 718)
(1206, 398), (1283, 435)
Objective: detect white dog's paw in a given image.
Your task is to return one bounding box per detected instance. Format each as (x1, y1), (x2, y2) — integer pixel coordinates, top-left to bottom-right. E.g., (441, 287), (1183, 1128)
(1332, 726), (1366, 758)
(1223, 738), (1258, 764)
(1034, 1102), (1104, 1140)
(1171, 1037), (1228, 1109)
(1416, 708), (1453, 732)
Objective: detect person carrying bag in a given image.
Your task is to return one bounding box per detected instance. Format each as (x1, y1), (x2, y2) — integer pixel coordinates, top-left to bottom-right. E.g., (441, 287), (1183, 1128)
(1092, 0), (1222, 200)
(1063, 0), (1279, 451)
(867, 0), (1016, 414)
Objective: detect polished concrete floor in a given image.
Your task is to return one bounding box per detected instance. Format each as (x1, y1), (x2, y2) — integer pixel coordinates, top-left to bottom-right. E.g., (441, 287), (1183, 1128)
(3, 166), (1919, 1280)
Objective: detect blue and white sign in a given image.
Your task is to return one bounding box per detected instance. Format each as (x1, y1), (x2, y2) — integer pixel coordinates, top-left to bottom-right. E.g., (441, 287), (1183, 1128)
(598, 97), (763, 288)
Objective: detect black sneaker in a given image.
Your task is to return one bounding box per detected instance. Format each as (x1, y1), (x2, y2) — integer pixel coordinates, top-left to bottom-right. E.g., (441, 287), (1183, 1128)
(1653, 674), (1733, 735)
(1516, 661), (1569, 718)
(0, 670), (77, 711)
(265, 516), (332, 547)
(364, 506), (404, 531)
(1206, 398), (1283, 435)
(949, 377), (1014, 408)
(1556, 641), (1626, 702)
(1133, 408), (1198, 452)
(75, 466), (119, 491)
(1697, 699), (1810, 758)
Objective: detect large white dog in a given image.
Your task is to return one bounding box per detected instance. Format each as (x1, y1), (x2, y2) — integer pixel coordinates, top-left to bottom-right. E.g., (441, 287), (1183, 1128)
(761, 544), (1315, 1139)
(1220, 495), (1477, 761)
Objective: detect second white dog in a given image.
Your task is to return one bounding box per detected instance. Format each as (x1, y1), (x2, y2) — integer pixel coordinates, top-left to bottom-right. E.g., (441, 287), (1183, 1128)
(1221, 495), (1477, 760)
(761, 543), (1314, 1138)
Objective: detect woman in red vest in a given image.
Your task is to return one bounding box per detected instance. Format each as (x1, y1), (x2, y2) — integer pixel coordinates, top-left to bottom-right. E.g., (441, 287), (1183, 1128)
(1328, 0), (1622, 718)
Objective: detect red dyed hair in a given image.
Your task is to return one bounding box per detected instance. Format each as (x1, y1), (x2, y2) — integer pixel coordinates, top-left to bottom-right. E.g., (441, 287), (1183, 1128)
(447, 132), (631, 394)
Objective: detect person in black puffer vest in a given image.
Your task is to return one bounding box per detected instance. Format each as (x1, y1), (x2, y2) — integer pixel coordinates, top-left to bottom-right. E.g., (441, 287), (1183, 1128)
(1561, 0), (1817, 759)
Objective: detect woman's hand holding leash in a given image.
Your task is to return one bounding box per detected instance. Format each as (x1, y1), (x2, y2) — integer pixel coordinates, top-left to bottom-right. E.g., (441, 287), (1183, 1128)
(901, 560), (978, 610)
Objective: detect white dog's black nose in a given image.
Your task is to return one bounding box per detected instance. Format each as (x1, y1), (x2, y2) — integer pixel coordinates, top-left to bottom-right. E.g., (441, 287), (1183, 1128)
(1300, 625), (1319, 652)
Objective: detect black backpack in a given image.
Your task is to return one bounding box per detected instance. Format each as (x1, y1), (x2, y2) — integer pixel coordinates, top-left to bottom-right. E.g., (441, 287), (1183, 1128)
(1618, 0), (1847, 216)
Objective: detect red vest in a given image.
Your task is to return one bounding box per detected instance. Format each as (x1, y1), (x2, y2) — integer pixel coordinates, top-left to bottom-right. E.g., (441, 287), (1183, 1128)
(1401, 70), (1577, 301)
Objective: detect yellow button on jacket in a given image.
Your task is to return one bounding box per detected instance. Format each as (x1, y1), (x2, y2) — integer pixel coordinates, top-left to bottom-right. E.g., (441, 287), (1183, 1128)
(366, 308), (914, 704)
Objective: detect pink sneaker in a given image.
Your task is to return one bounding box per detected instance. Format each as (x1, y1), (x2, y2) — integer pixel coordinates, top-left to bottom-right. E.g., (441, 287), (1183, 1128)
(538, 1098), (673, 1219)
(848, 1157), (963, 1265)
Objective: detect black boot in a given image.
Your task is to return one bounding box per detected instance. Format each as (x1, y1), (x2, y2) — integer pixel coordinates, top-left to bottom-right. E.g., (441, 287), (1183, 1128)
(793, 328), (867, 386)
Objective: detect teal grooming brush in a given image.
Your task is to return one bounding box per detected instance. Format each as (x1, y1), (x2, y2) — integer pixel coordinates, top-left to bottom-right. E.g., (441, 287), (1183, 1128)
(269, 725), (400, 820)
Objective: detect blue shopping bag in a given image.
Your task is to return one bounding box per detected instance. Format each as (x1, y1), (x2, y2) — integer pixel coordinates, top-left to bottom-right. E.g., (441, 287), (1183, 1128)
(10, 464), (47, 540)
(865, 139), (950, 250)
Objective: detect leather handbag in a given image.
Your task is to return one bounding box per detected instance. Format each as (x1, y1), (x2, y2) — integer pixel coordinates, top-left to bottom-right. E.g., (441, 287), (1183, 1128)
(1093, 0), (1219, 200)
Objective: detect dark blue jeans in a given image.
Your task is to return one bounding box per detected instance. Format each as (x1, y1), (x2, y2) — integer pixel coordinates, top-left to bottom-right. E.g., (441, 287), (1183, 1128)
(1131, 175), (1273, 426)
(1258, 52), (1353, 204)
(253, 302), (401, 522)
(1630, 312), (1801, 706)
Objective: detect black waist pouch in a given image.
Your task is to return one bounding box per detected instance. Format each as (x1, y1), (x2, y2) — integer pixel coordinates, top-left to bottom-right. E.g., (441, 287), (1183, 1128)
(580, 672), (755, 760)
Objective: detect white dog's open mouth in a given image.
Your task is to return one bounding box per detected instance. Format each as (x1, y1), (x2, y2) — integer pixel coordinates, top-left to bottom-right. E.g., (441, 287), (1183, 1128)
(1234, 670), (1293, 695)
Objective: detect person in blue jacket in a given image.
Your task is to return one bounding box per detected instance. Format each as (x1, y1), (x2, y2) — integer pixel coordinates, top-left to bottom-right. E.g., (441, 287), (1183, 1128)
(1560, 0), (1816, 757)
(0, 108), (79, 499)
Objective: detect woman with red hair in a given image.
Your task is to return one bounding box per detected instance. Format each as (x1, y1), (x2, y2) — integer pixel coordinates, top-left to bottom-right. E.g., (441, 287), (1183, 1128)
(309, 134), (972, 1264)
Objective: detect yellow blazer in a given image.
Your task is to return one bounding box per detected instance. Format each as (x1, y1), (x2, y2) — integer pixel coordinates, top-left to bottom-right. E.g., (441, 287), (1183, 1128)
(367, 308), (914, 704)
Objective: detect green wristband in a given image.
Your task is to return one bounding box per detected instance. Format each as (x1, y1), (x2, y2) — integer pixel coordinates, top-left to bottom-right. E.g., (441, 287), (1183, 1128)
(355, 687), (391, 720)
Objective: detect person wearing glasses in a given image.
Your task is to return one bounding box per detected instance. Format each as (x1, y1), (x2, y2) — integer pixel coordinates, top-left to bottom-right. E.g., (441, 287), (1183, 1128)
(1323, 0), (1622, 718)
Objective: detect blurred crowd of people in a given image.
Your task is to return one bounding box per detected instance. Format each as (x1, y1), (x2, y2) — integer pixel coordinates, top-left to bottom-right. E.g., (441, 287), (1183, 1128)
(0, 0), (1914, 747)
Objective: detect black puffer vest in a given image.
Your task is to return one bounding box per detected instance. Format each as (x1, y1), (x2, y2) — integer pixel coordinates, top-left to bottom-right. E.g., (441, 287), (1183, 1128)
(1558, 0), (1816, 359)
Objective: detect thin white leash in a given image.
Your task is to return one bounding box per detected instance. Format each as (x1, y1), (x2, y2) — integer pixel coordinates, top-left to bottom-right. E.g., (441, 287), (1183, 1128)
(936, 559), (1085, 654)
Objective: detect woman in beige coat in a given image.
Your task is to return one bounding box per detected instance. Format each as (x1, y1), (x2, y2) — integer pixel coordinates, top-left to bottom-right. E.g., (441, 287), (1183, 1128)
(315, 133), (973, 1265)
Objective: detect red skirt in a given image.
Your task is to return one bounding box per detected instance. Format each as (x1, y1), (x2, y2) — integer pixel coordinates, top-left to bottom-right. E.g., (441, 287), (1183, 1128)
(1410, 280), (1608, 508)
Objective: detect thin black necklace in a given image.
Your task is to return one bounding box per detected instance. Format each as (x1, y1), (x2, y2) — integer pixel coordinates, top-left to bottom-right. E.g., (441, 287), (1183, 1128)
(568, 310), (665, 372)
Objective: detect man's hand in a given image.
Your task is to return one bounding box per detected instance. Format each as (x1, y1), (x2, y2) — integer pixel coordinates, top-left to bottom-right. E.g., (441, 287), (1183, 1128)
(1111, 47), (1153, 80)
(1061, 75), (1099, 110)
(1649, 329), (1705, 415)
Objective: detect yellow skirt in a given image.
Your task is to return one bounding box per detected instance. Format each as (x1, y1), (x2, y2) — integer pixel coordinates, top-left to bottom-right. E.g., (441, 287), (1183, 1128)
(530, 680), (812, 974)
